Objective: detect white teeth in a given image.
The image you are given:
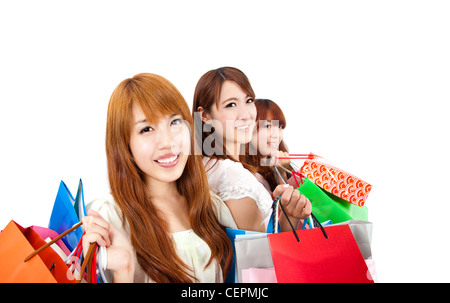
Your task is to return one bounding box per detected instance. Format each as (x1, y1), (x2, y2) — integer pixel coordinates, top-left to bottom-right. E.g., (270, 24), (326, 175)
(269, 142), (279, 148)
(156, 155), (177, 163)
(236, 125), (249, 131)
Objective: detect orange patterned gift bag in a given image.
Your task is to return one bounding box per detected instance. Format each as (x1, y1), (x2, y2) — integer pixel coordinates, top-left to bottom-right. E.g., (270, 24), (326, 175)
(298, 155), (372, 207)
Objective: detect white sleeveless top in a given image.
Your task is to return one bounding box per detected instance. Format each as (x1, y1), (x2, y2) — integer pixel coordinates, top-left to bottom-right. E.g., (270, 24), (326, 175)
(203, 157), (274, 228)
(86, 191), (236, 283)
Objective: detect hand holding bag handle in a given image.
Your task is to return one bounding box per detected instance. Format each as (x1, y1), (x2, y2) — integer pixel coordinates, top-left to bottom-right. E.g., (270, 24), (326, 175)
(273, 165), (328, 239)
(79, 242), (98, 283)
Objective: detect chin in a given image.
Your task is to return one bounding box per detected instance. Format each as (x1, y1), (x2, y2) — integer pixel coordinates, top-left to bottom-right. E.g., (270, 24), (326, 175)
(148, 157), (188, 183)
(236, 134), (252, 145)
(155, 168), (185, 183)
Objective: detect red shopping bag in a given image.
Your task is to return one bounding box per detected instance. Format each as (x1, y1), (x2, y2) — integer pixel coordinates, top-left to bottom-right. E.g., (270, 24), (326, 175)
(31, 225), (71, 258)
(267, 224), (373, 283)
(0, 220), (76, 283)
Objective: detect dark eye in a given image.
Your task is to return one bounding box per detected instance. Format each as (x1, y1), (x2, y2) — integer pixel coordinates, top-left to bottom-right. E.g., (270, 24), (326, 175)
(139, 126), (153, 134)
(265, 124), (272, 129)
(171, 118), (183, 126)
(246, 98), (254, 103)
(225, 102), (236, 108)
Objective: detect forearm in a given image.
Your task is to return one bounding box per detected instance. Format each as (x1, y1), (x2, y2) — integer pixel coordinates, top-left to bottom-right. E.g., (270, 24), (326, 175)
(224, 198), (266, 233)
(113, 269), (135, 283)
(108, 246), (135, 283)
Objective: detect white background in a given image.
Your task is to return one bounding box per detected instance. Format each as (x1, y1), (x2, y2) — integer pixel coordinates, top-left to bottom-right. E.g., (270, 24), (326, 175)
(1, 1), (449, 282)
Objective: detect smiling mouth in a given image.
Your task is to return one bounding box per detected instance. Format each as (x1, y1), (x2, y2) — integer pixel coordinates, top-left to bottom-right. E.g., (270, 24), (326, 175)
(155, 154), (179, 164)
(154, 154), (181, 167)
(269, 142), (279, 148)
(235, 125), (250, 132)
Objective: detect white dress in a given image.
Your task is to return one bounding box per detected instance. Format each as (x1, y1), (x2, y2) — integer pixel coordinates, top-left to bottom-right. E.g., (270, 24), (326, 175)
(86, 191), (236, 283)
(203, 157), (274, 228)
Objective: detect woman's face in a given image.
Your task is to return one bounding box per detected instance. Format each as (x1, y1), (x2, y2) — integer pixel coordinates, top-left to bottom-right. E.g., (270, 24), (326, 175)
(129, 102), (191, 186)
(201, 80), (257, 150)
(252, 119), (284, 157)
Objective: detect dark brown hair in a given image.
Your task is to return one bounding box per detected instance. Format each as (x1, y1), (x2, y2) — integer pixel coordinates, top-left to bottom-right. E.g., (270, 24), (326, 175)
(192, 66), (257, 173)
(244, 99), (289, 191)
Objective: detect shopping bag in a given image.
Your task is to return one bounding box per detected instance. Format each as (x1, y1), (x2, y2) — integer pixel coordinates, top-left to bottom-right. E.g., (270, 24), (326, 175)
(331, 220), (378, 282)
(48, 179), (86, 251)
(0, 220), (76, 283)
(225, 228), (264, 283)
(300, 158), (372, 207)
(332, 220), (373, 260)
(268, 224), (373, 283)
(225, 203), (282, 283)
(31, 225), (71, 258)
(274, 165), (368, 224)
(242, 268), (277, 283)
(234, 233), (274, 283)
(298, 177), (368, 224)
(228, 194), (308, 283)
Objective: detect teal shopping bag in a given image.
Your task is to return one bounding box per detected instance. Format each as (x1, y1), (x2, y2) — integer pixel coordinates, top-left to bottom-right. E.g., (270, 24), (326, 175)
(48, 179), (86, 251)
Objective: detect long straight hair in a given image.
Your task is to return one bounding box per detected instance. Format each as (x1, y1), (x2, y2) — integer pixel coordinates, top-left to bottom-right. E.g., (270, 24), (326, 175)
(192, 66), (257, 173)
(106, 73), (232, 282)
(244, 99), (289, 191)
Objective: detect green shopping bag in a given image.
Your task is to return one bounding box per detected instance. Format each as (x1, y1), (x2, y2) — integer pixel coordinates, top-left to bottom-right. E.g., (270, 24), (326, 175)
(297, 178), (368, 224)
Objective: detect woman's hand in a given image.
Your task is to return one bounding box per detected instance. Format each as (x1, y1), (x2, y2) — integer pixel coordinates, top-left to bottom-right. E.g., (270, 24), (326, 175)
(82, 209), (135, 282)
(267, 150), (291, 169)
(272, 184), (312, 232)
(274, 150), (291, 170)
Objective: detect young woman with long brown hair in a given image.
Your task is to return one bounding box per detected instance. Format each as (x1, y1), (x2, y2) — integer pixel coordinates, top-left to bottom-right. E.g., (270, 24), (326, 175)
(82, 73), (234, 282)
(246, 98), (292, 192)
(192, 67), (312, 233)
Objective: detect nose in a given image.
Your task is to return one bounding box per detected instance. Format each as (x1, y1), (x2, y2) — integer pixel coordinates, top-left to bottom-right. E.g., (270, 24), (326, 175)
(155, 125), (175, 151)
(270, 123), (281, 138)
(270, 128), (280, 140)
(237, 102), (256, 123)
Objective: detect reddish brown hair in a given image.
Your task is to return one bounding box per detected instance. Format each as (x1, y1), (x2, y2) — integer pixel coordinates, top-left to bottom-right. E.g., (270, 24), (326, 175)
(106, 73), (232, 282)
(192, 66), (257, 173)
(245, 99), (289, 191)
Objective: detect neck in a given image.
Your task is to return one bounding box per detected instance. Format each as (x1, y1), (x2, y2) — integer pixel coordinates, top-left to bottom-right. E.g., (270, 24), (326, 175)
(225, 140), (241, 161)
(145, 178), (181, 201)
(145, 178), (190, 232)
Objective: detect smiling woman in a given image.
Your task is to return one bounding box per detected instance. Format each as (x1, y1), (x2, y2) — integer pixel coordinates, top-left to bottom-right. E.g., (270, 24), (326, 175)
(130, 106), (190, 182)
(192, 67), (312, 233)
(81, 73), (235, 283)
(199, 80), (257, 160)
(193, 66), (257, 162)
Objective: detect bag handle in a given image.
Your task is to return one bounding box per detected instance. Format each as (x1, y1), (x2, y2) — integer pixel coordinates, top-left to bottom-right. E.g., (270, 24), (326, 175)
(77, 242), (98, 283)
(24, 222), (83, 262)
(273, 165), (328, 239)
(276, 164), (304, 187)
(24, 221), (99, 283)
(272, 195), (300, 242)
(276, 153), (317, 160)
(273, 164), (288, 185)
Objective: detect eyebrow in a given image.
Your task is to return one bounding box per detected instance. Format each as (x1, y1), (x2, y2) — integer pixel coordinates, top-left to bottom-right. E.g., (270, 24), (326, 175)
(220, 95), (251, 105)
(134, 114), (180, 126)
(135, 118), (147, 125)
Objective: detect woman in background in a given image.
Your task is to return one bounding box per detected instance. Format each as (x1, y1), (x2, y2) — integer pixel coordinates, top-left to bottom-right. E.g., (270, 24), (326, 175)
(245, 98), (292, 192)
(192, 66), (311, 233)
